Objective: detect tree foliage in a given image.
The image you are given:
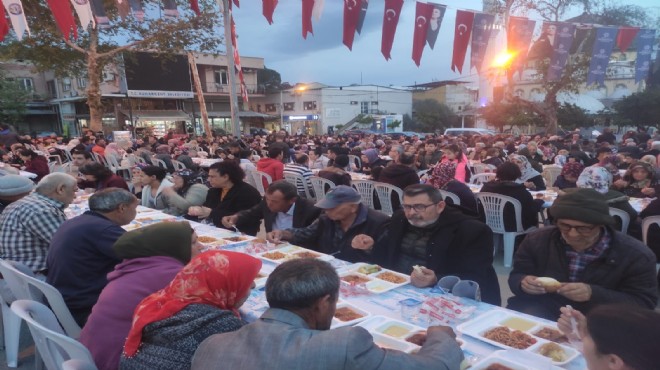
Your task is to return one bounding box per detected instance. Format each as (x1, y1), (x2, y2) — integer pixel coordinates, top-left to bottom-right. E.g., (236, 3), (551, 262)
(410, 99), (458, 132)
(556, 103), (591, 129)
(257, 66), (282, 93)
(0, 0), (225, 131)
(481, 101), (544, 131)
(612, 88), (660, 126)
(0, 71), (31, 126)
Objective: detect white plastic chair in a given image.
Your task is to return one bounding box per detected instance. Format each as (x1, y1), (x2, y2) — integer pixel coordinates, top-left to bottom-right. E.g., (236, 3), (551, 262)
(0, 260), (35, 368)
(642, 215), (660, 246)
(151, 158), (167, 170)
(62, 149), (74, 163)
(348, 155), (362, 172)
(0, 260), (81, 339)
(283, 173), (314, 199)
(310, 176), (336, 200)
(250, 171), (273, 196)
(171, 160), (186, 171)
(243, 170), (257, 188)
(352, 180), (376, 209)
(476, 193), (536, 268)
(134, 157), (147, 165)
(374, 182), (403, 215)
(472, 163), (496, 175)
(62, 359), (97, 370)
(542, 165), (562, 187)
(470, 173), (496, 185)
(90, 153), (108, 168)
(438, 190), (461, 206)
(11, 300), (96, 370)
(608, 207), (630, 234)
(104, 154), (131, 179)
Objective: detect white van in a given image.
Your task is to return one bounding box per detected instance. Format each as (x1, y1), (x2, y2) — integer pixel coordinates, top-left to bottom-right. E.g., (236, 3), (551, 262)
(444, 128), (498, 136)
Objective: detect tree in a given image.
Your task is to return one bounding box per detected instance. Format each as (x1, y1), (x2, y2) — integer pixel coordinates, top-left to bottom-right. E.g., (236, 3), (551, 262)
(481, 101), (544, 131)
(556, 103), (591, 130)
(0, 71), (31, 126)
(612, 88), (660, 126)
(0, 0), (224, 132)
(410, 99), (458, 132)
(387, 119), (401, 130)
(257, 67), (282, 92)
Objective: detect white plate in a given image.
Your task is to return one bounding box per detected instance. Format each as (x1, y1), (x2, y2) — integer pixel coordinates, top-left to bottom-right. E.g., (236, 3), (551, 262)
(457, 311), (579, 366)
(257, 245), (334, 264)
(471, 350), (564, 370)
(357, 316), (430, 353)
(339, 268), (409, 294)
(253, 264), (275, 289)
(331, 301), (371, 328)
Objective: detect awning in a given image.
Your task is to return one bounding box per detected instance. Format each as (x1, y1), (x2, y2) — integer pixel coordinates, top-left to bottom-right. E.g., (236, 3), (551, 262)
(120, 110), (191, 121)
(206, 111), (276, 119)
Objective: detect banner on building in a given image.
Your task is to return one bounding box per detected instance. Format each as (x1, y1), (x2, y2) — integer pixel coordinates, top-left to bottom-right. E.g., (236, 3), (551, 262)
(507, 16), (536, 78)
(451, 10), (474, 74)
(426, 3), (445, 50)
(470, 12), (495, 73)
(411, 1), (434, 66)
(547, 23), (576, 82)
(635, 28), (656, 83)
(587, 26), (617, 86)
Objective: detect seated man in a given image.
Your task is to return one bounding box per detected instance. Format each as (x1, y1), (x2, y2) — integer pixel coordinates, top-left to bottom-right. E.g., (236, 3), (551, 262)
(192, 259), (463, 370)
(0, 173), (77, 274)
(508, 188), (658, 320)
(267, 186), (388, 263)
(46, 188), (139, 326)
(0, 174), (34, 213)
(221, 180), (320, 235)
(354, 184), (500, 305)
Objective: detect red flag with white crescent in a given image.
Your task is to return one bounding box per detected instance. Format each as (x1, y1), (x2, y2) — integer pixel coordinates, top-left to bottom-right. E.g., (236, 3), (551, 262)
(616, 27), (639, 52)
(302, 0), (314, 39)
(3, 0), (31, 40)
(47, 0), (78, 40)
(451, 10), (474, 73)
(411, 1), (433, 67)
(381, 0), (403, 60)
(262, 0), (277, 24)
(189, 0), (200, 16)
(230, 16), (248, 102)
(0, 5), (9, 41)
(343, 0), (362, 50)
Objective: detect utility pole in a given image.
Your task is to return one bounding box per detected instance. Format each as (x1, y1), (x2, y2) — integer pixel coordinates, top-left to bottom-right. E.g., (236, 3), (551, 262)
(218, 0), (241, 137)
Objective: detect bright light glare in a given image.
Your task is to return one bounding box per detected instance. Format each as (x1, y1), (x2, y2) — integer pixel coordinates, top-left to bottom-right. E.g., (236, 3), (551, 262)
(492, 51), (516, 68)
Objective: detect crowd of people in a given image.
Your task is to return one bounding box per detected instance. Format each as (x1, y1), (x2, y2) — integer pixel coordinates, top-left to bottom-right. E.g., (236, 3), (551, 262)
(1, 123), (659, 370)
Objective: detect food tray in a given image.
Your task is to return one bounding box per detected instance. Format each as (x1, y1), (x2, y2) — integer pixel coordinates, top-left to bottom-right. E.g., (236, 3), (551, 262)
(331, 301), (371, 328)
(356, 315), (430, 353)
(257, 245), (334, 264)
(470, 350), (564, 370)
(457, 311), (579, 365)
(253, 263), (275, 289)
(339, 264), (410, 294)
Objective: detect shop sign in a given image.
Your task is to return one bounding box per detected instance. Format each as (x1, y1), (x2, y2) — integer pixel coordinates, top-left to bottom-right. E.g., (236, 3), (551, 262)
(284, 115), (319, 121)
(127, 90), (194, 99)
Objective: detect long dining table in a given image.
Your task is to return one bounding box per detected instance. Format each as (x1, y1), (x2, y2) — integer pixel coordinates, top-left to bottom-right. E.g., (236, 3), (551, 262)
(66, 197), (588, 369)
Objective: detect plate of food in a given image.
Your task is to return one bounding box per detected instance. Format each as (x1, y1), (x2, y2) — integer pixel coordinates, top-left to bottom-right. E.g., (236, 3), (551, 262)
(339, 264), (410, 294)
(253, 264), (275, 289)
(357, 316), (450, 354)
(456, 311), (579, 366)
(257, 245), (334, 264)
(331, 301), (371, 328)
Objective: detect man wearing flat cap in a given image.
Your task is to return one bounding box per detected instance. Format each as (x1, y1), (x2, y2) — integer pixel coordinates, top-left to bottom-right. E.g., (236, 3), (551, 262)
(0, 174), (34, 213)
(267, 185), (389, 263)
(508, 188), (658, 320)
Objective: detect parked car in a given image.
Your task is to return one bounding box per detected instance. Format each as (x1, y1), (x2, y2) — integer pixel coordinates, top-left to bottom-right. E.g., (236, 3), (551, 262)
(444, 128), (498, 137)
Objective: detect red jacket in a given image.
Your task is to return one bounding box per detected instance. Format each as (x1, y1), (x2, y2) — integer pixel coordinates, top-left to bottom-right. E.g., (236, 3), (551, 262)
(25, 156), (49, 182)
(256, 158), (284, 188)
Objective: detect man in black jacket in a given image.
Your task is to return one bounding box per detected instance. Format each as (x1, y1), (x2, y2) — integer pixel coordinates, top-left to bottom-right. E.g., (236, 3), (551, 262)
(352, 184), (501, 305)
(221, 180), (321, 235)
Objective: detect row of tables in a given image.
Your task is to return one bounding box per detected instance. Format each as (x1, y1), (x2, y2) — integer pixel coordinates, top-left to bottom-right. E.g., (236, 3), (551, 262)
(64, 196), (587, 369)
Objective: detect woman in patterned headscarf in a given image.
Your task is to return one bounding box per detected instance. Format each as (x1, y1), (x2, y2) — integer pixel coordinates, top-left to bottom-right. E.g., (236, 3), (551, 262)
(161, 169), (208, 216)
(577, 155), (620, 194)
(427, 161), (478, 214)
(553, 162), (585, 190)
(120, 250), (261, 370)
(508, 154), (546, 190)
(612, 161), (658, 198)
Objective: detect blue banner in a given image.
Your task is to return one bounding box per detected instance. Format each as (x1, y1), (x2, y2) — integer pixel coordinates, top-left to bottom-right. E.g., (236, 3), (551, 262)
(587, 27), (618, 87)
(470, 12), (495, 73)
(635, 28), (656, 83)
(547, 23), (576, 81)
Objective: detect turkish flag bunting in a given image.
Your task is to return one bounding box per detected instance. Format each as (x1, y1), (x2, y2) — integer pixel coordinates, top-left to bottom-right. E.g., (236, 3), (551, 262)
(451, 10), (474, 73)
(230, 16), (248, 102)
(302, 0), (314, 39)
(233, 0), (239, 7)
(343, 0), (362, 50)
(616, 27), (639, 52)
(262, 0), (277, 24)
(0, 5), (8, 42)
(411, 1), (433, 66)
(115, 0), (130, 20)
(46, 0), (78, 40)
(381, 0), (403, 60)
(189, 0), (200, 16)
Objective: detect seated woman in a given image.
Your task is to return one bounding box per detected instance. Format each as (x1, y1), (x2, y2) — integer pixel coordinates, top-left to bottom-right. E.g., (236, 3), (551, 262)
(18, 149), (49, 182)
(80, 222), (200, 370)
(509, 154), (546, 191)
(79, 162), (129, 191)
(440, 144), (470, 183)
(612, 162), (658, 198)
(558, 304), (660, 370)
(120, 250), (261, 370)
(360, 148), (388, 175)
(482, 147), (504, 168)
(480, 162), (540, 231)
(553, 162), (584, 190)
(161, 169), (208, 216)
(318, 154), (352, 187)
(139, 165), (173, 210)
(427, 161), (478, 215)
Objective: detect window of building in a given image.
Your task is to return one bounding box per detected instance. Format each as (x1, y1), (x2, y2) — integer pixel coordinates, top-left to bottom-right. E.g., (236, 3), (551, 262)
(214, 69), (228, 85)
(77, 77), (87, 88)
(46, 80), (56, 97)
(256, 104), (261, 112)
(283, 102), (294, 111)
(303, 101), (317, 110)
(514, 89), (524, 97)
(265, 104), (276, 112)
(19, 78), (34, 91)
(371, 101), (378, 105)
(350, 101), (358, 105)
(62, 77), (71, 91)
(360, 101), (369, 114)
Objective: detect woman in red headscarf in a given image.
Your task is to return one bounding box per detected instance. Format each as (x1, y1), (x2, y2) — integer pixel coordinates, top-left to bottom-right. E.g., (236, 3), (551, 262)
(120, 250), (261, 370)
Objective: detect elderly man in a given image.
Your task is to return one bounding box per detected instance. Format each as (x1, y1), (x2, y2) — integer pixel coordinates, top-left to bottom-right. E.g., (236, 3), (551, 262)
(0, 174), (34, 213)
(508, 188), (658, 320)
(192, 259), (463, 370)
(267, 186), (388, 263)
(46, 188), (138, 326)
(354, 184), (500, 305)
(0, 173), (77, 274)
(221, 180), (320, 235)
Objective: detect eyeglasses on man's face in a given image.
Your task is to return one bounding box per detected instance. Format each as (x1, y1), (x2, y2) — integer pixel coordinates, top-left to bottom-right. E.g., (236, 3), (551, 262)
(556, 221), (598, 234)
(402, 203), (437, 212)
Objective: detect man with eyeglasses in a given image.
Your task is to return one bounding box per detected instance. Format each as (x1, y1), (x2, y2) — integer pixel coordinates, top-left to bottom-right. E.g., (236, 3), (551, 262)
(351, 184), (501, 305)
(508, 188), (657, 320)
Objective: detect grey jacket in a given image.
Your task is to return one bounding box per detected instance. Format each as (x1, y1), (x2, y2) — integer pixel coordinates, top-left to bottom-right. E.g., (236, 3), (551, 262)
(191, 308), (463, 370)
(163, 184), (208, 216)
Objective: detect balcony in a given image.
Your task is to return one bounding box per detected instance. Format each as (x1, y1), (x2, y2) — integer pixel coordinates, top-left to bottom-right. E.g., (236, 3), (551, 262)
(201, 83), (265, 96)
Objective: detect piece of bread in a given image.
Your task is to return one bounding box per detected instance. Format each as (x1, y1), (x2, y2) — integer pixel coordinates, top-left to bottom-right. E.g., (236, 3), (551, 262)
(536, 277), (561, 293)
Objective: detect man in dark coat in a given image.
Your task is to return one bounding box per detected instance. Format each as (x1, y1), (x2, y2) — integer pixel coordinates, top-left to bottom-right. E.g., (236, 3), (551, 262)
(353, 184), (501, 306)
(508, 188), (658, 320)
(222, 180), (321, 235)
